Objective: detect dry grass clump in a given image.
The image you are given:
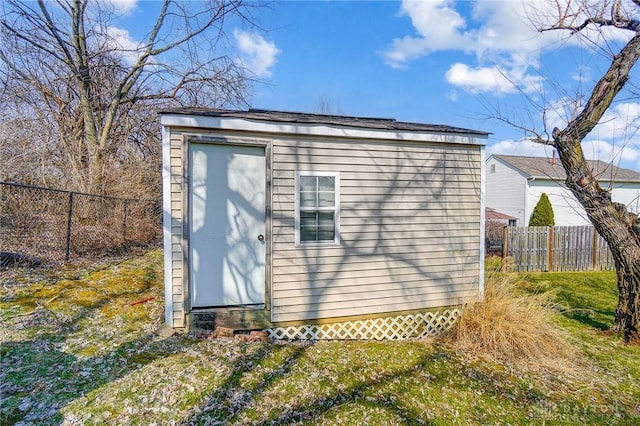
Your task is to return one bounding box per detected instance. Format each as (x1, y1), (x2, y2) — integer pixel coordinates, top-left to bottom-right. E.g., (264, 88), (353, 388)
(443, 272), (575, 368)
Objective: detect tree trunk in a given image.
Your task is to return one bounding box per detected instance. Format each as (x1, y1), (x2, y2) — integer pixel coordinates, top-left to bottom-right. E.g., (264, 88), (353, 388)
(612, 251), (640, 342)
(554, 144), (640, 342)
(549, 27), (640, 343)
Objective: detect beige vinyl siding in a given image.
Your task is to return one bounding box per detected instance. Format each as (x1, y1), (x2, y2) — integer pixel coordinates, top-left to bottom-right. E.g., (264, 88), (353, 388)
(271, 138), (481, 322)
(169, 128), (185, 327)
(164, 125), (482, 326)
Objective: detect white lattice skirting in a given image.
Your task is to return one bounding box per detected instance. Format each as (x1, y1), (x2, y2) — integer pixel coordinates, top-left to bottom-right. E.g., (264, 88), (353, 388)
(265, 309), (460, 341)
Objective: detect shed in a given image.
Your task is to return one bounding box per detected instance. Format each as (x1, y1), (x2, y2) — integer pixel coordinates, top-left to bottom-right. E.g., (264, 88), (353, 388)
(160, 108), (488, 336)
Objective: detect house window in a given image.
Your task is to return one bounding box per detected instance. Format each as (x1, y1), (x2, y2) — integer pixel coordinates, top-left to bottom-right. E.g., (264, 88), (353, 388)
(490, 164), (496, 173)
(295, 171), (340, 245)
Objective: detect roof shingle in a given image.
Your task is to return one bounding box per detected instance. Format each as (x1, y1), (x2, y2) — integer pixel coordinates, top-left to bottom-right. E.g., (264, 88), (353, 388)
(493, 154), (640, 183)
(160, 107), (489, 136)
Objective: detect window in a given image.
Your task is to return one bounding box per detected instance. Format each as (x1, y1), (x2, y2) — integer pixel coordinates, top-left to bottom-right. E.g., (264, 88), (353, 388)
(295, 171), (340, 245)
(490, 164), (496, 173)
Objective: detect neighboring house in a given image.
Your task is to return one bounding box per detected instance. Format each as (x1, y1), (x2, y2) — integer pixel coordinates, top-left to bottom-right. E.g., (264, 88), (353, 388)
(486, 207), (517, 227)
(160, 108), (488, 331)
(485, 208), (517, 255)
(486, 154), (640, 226)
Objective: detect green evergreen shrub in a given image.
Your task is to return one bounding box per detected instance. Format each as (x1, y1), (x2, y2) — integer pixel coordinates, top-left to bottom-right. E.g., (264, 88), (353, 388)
(529, 193), (555, 226)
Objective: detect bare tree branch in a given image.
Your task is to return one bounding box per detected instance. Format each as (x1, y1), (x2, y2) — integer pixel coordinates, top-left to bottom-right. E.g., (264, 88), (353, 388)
(530, 0), (640, 342)
(554, 32), (640, 143)
(1, 0), (259, 193)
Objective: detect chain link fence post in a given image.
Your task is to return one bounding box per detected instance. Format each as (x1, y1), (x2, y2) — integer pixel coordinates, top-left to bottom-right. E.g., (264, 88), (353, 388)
(65, 191), (74, 261)
(122, 200), (129, 243)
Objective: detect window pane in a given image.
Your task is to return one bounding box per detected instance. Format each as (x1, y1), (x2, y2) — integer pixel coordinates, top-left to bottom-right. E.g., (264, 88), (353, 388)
(317, 212), (334, 227)
(300, 191), (317, 208)
(298, 173), (338, 244)
(318, 176), (335, 191)
(300, 212), (317, 227)
(318, 227), (335, 241)
(317, 191), (335, 207)
(301, 226), (317, 242)
(300, 176), (317, 192)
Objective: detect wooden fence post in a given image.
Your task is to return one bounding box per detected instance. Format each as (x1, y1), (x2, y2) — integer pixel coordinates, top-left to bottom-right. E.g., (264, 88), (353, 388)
(491, 225), (613, 272)
(592, 228), (598, 270)
(548, 226), (554, 272)
(502, 226), (509, 258)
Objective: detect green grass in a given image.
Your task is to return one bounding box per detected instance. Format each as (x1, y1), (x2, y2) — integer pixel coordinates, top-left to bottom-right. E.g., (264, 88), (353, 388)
(518, 269), (640, 407)
(1, 251), (639, 425)
(521, 270), (618, 331)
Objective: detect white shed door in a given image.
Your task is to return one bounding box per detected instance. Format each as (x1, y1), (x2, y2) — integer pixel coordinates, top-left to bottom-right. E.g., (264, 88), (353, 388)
(189, 143), (266, 307)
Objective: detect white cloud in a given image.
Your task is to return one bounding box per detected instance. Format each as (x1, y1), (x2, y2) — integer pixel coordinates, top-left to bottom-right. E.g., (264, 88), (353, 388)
(445, 62), (543, 94)
(539, 99), (640, 167)
(234, 30), (280, 78)
(581, 139), (640, 169)
(570, 65), (590, 83)
(542, 97), (585, 132)
(383, 0), (635, 95)
(585, 102), (640, 169)
(488, 128), (640, 171)
(384, 1), (640, 170)
(383, 0), (468, 68)
(112, 0), (137, 15)
(487, 137), (639, 168)
(591, 103), (640, 142)
(97, 0), (138, 16)
(85, 1), (140, 62)
(384, 1), (459, 67)
(383, 0), (550, 92)
(487, 138), (554, 159)
(104, 26), (142, 64)
(446, 63), (512, 94)
(471, 1), (549, 58)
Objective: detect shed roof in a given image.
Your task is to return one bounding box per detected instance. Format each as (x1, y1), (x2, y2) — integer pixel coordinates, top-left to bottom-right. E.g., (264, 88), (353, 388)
(160, 107), (489, 137)
(493, 154), (640, 183)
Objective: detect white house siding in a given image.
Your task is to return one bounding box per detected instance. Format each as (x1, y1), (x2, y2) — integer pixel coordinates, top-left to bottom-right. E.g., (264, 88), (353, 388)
(270, 138), (481, 323)
(527, 180), (640, 226)
(485, 157), (527, 224)
(527, 180), (590, 226)
(609, 182), (640, 214)
(486, 155), (640, 227)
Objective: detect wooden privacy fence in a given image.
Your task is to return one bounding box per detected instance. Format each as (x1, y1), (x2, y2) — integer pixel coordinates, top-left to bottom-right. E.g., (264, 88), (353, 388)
(502, 226), (614, 272)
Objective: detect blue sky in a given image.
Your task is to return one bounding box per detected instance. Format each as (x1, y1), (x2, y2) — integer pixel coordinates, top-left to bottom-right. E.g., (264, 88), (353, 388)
(114, 0), (639, 171)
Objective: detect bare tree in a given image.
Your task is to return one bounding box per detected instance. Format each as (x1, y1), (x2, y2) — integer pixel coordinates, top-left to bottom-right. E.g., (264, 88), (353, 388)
(523, 0), (640, 341)
(0, 0), (255, 193)
(315, 94), (345, 115)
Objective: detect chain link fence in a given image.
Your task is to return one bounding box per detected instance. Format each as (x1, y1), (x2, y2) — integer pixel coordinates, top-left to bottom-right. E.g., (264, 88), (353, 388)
(0, 182), (161, 265)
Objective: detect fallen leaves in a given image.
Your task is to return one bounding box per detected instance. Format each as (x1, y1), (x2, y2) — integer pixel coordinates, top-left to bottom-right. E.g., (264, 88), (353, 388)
(1, 249), (639, 425)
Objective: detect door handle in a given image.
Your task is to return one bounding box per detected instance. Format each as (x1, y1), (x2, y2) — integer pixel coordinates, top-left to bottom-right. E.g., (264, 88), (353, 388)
(257, 234), (264, 241)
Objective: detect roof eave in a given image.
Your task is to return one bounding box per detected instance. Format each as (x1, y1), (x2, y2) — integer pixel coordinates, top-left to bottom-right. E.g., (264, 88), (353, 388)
(160, 109), (488, 145)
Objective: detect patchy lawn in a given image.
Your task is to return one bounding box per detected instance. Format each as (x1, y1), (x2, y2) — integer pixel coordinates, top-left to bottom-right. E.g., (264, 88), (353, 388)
(1, 250), (639, 425)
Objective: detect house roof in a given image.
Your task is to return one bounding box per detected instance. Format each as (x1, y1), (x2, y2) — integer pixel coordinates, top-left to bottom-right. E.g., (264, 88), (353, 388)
(486, 208), (517, 221)
(492, 154), (640, 183)
(159, 107), (489, 137)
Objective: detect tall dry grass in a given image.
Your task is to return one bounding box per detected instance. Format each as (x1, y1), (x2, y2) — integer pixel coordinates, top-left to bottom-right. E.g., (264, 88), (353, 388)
(442, 271), (575, 367)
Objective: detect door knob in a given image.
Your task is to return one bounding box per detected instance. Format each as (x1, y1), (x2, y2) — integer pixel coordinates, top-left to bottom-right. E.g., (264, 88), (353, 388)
(257, 234), (264, 241)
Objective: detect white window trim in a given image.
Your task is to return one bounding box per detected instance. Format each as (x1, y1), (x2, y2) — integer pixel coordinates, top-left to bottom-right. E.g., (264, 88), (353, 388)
(295, 171), (341, 246)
